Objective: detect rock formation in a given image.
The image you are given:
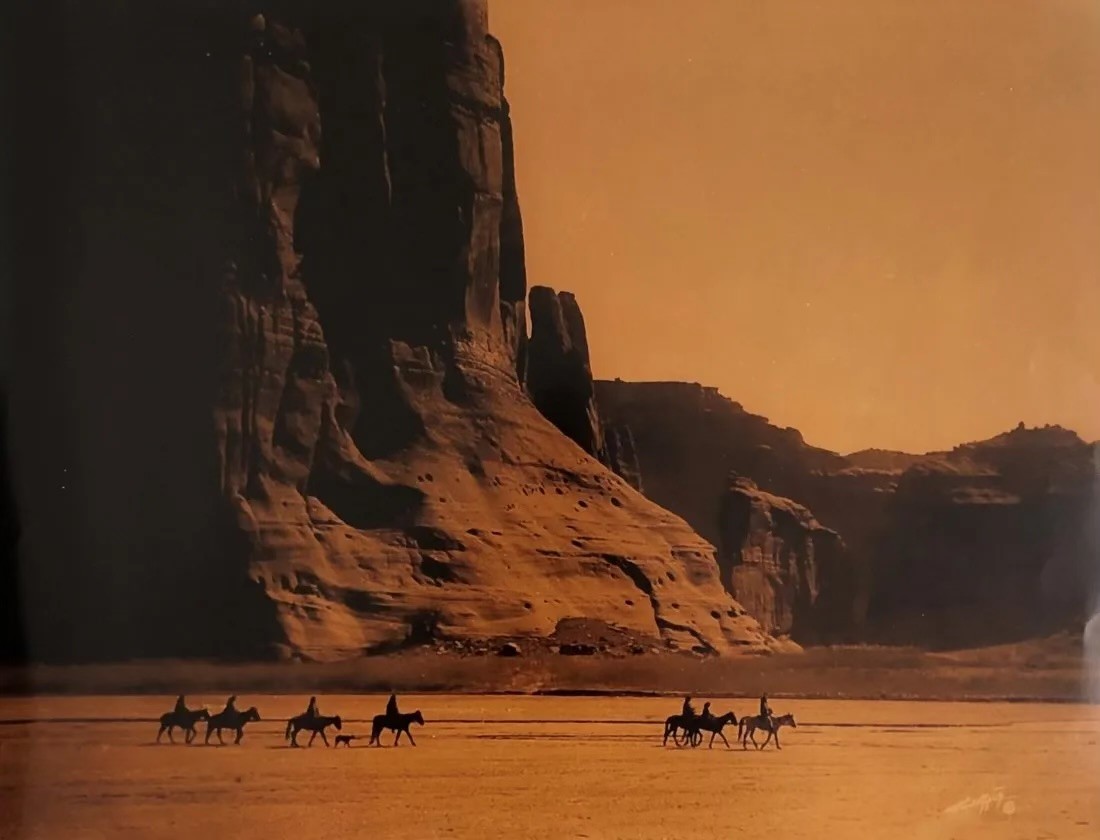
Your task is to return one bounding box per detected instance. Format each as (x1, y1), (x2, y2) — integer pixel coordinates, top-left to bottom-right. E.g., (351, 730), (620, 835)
(869, 425), (1097, 646)
(604, 424), (645, 493)
(594, 381), (845, 550)
(596, 380), (1098, 647)
(8, 1), (778, 661)
(526, 287), (605, 459)
(719, 477), (847, 641)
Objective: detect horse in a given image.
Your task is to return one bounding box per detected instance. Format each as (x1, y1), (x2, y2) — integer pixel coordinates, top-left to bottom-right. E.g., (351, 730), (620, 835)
(738, 712), (796, 750)
(663, 714), (700, 747)
(204, 706), (261, 745)
(369, 710), (424, 746)
(285, 713), (342, 747)
(693, 711), (739, 749)
(156, 707), (210, 744)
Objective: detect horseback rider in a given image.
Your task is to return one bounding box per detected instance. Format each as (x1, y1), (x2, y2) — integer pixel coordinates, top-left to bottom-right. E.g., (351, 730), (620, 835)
(682, 695), (696, 719)
(700, 701), (713, 722)
(386, 692), (400, 723)
(173, 695), (187, 715)
(304, 696), (320, 719)
(760, 692), (775, 728)
(223, 695), (238, 715)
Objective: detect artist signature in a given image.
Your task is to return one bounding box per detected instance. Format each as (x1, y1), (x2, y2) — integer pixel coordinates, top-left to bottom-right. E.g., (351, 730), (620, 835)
(943, 787), (1016, 817)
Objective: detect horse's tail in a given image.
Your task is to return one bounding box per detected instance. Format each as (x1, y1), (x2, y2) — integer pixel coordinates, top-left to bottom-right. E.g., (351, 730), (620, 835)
(284, 719), (293, 740)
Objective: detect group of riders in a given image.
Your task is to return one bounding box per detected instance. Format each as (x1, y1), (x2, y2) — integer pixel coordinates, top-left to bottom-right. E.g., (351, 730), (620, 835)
(665, 691), (793, 750)
(163, 691), (408, 746)
(172, 692), (403, 724)
(681, 692), (774, 729)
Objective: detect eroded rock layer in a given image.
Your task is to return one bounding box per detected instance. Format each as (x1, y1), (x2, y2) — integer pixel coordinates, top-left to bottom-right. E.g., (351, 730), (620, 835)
(719, 477), (846, 641)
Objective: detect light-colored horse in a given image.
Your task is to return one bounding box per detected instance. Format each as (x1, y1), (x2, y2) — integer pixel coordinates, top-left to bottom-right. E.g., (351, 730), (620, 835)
(738, 713), (796, 750)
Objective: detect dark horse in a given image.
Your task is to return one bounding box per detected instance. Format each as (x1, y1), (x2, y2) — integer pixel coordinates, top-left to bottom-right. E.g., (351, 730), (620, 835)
(285, 713), (342, 747)
(693, 711), (739, 749)
(663, 712), (738, 748)
(156, 708), (210, 744)
(663, 713), (697, 747)
(369, 710), (424, 746)
(205, 706), (261, 745)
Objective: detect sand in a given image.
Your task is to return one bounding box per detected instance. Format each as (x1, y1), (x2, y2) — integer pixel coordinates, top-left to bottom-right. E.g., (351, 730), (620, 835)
(2, 694), (1099, 839)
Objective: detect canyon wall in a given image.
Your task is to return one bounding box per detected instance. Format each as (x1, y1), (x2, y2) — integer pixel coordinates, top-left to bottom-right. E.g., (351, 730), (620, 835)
(8, 1), (777, 661)
(598, 382), (1097, 647)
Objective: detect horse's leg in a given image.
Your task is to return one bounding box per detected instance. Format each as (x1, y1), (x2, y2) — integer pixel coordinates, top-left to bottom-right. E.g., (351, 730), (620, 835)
(406, 728), (416, 747)
(156, 725), (165, 744)
(709, 731), (716, 749)
(291, 728), (300, 747)
(393, 729), (402, 746)
(234, 727), (243, 745)
(216, 728), (226, 746)
(168, 726), (176, 745)
(308, 730), (317, 747)
(719, 730), (731, 749)
(320, 730), (329, 747)
(774, 729), (781, 751)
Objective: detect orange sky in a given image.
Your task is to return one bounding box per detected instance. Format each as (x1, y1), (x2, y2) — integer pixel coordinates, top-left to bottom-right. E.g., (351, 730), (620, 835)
(492, 0), (1100, 454)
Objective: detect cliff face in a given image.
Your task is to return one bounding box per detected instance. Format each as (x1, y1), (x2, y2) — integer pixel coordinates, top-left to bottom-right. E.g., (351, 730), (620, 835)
(597, 381), (1097, 647)
(719, 477), (846, 640)
(10, 1), (777, 661)
(869, 426), (1098, 646)
(526, 287), (605, 459)
(595, 381), (846, 549)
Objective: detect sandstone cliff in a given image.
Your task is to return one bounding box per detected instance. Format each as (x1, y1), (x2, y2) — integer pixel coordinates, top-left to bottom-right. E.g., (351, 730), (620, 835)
(719, 477), (846, 641)
(595, 381), (845, 548)
(526, 287), (605, 459)
(9, 1), (776, 661)
(597, 381), (1097, 647)
(869, 425), (1097, 646)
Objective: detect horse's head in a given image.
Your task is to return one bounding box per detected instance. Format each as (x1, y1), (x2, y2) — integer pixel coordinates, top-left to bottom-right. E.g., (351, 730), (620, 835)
(333, 716), (343, 730)
(780, 713), (796, 727)
(245, 707), (260, 722)
(413, 710), (425, 726)
(720, 711), (737, 725)
(196, 709), (211, 721)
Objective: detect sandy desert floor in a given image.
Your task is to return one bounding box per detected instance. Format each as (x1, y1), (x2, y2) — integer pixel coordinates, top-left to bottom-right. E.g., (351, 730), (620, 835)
(2, 695), (1099, 839)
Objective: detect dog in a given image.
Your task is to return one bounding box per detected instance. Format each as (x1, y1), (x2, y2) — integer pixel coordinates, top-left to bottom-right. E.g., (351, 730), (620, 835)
(334, 734), (358, 748)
